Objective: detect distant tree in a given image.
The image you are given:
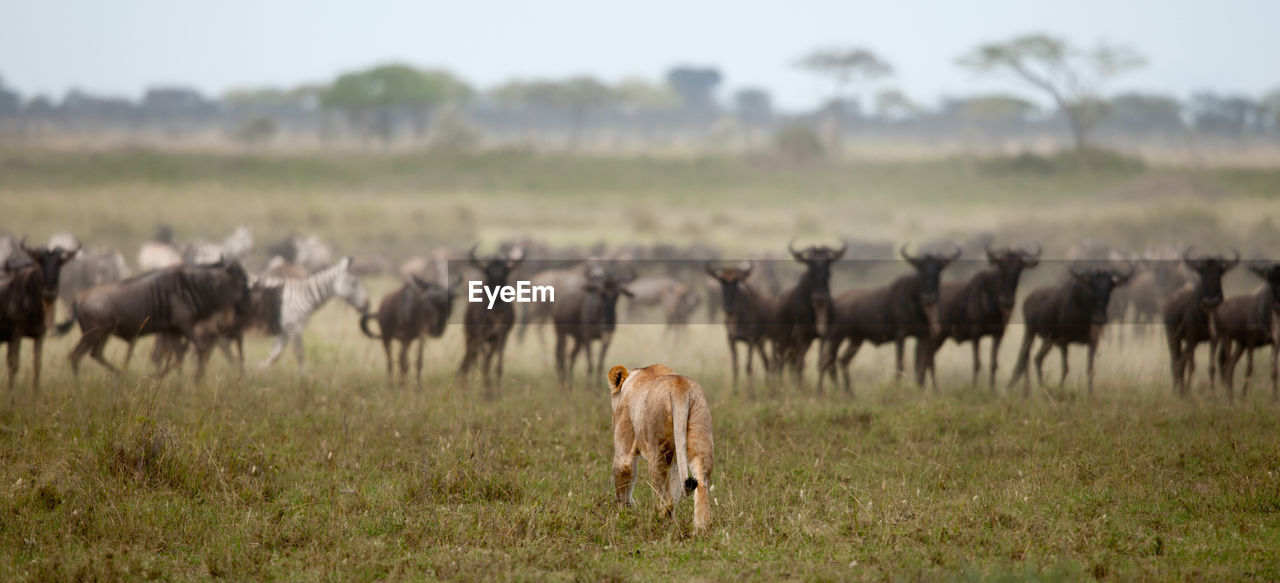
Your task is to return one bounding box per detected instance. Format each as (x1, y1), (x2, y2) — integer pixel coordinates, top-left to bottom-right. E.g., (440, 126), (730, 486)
(1188, 92), (1268, 136)
(795, 47), (893, 151)
(1103, 93), (1185, 135)
(0, 75), (20, 119)
(490, 76), (615, 147)
(957, 33), (1145, 151)
(873, 88), (920, 121)
(1265, 88), (1280, 133)
(664, 66), (722, 111)
(733, 88), (773, 125)
(320, 63), (471, 143)
(613, 78), (681, 111)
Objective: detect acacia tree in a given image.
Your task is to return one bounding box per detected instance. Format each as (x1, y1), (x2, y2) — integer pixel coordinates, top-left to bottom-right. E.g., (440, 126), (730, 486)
(957, 33), (1145, 151)
(795, 47), (893, 153)
(320, 64), (471, 144)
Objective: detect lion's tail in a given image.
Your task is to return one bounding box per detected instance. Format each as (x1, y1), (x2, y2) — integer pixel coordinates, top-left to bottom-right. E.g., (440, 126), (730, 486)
(672, 387), (697, 494)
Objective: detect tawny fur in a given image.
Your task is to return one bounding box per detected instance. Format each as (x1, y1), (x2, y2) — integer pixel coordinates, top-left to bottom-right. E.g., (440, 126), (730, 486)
(607, 364), (714, 532)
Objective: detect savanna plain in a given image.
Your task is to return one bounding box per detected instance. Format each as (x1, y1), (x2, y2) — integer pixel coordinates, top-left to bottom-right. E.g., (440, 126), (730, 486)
(2, 146), (1280, 580)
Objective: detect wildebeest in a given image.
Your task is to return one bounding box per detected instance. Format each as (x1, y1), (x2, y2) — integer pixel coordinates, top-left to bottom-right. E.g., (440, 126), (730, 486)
(921, 246), (1041, 390)
(625, 275), (701, 328)
(1008, 265), (1134, 396)
(1163, 249), (1239, 396)
(361, 276), (456, 386)
(517, 261), (592, 342)
(1214, 263), (1280, 400)
(817, 245), (958, 392)
(553, 264), (635, 388)
(774, 241), (846, 384)
(0, 238), (79, 394)
(62, 261), (250, 380)
(257, 257), (370, 369)
(457, 245), (524, 389)
(149, 284), (282, 376)
(707, 261), (779, 388)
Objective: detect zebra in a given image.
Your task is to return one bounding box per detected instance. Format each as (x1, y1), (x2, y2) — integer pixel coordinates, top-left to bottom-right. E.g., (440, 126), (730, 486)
(257, 257), (370, 369)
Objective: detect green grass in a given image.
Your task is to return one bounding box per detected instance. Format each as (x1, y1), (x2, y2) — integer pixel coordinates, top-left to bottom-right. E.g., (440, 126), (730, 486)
(2, 307), (1280, 581)
(3, 147), (1280, 580)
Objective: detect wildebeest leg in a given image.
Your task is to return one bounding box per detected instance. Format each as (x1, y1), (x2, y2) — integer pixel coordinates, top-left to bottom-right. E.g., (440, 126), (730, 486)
(728, 336), (740, 389)
(381, 337), (394, 383)
(1208, 337), (1219, 393)
(554, 332), (568, 384)
(1057, 343), (1069, 387)
(583, 339), (596, 388)
(838, 340), (860, 394)
(31, 336), (43, 394)
(971, 339), (982, 388)
(596, 338), (612, 382)
(398, 340), (411, 386)
(793, 340), (811, 387)
(1008, 332), (1035, 395)
(816, 337), (835, 393)
(566, 337), (583, 389)
(6, 336), (19, 395)
(479, 341), (496, 389)
(744, 339), (755, 385)
(1241, 344), (1253, 399)
(1165, 329), (1184, 396)
(415, 337), (426, 389)
(260, 334), (288, 368)
(989, 334), (1003, 392)
(90, 339), (120, 374)
(914, 338), (933, 389)
(121, 340), (137, 371)
(495, 330), (511, 386)
(1032, 340), (1053, 388)
(218, 337), (238, 370)
(1086, 341), (1096, 396)
(894, 337), (906, 382)
(1219, 339), (1237, 399)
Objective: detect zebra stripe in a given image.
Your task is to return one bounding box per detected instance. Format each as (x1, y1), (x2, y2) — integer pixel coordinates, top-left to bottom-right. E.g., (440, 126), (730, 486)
(258, 257), (369, 368)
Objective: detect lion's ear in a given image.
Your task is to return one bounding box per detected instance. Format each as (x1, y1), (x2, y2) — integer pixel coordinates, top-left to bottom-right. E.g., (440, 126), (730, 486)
(607, 365), (629, 395)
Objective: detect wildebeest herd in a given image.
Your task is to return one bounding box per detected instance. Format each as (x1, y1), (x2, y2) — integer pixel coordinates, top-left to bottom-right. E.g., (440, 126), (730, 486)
(1, 228), (1275, 403)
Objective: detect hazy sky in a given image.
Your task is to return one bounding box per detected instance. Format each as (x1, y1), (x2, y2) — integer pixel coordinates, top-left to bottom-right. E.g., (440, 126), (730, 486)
(3, 0), (1277, 110)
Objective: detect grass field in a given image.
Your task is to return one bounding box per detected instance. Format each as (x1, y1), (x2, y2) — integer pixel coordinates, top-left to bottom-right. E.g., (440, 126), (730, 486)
(3, 146), (1280, 580)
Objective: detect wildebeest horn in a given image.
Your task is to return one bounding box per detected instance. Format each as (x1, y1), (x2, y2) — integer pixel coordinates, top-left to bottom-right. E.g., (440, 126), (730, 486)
(788, 238), (805, 261)
(1028, 243), (1042, 259)
(741, 259), (754, 276)
(985, 244), (998, 262)
(410, 275), (430, 289)
(468, 244), (482, 268)
(1248, 262), (1273, 279)
(1182, 246), (1198, 265)
(946, 245), (962, 262)
(705, 261), (718, 278)
(900, 244), (917, 263)
(18, 236), (32, 255)
(832, 242), (847, 260)
(1227, 248), (1241, 268)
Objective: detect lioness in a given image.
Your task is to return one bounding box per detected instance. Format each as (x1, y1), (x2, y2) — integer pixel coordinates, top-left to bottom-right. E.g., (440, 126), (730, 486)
(607, 363), (714, 531)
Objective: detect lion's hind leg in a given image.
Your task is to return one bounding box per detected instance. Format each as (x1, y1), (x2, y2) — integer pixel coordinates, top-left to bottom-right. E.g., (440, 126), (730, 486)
(690, 457), (711, 531)
(649, 453), (674, 518)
